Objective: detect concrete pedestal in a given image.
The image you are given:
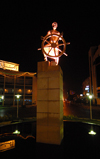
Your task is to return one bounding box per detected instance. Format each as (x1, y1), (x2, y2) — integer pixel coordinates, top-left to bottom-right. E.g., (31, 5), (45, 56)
(36, 61), (63, 145)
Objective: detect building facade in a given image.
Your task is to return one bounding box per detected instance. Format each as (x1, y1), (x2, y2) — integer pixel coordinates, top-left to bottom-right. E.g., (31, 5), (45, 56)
(82, 77), (90, 96)
(88, 45), (100, 105)
(0, 60), (37, 107)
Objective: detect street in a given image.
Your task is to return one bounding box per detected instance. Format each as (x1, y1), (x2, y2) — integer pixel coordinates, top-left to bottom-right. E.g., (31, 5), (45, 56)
(63, 102), (100, 119)
(0, 103), (100, 120)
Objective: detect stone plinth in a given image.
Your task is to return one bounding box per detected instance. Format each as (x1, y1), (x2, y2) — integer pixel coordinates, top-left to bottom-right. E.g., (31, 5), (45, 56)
(36, 61), (63, 145)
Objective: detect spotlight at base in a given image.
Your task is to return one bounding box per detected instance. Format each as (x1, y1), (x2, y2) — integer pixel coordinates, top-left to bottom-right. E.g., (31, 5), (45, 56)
(13, 130), (20, 134)
(88, 130), (96, 135)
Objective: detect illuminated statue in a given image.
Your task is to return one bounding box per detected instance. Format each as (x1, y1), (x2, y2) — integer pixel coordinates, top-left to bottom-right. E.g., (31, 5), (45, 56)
(38, 22), (70, 65)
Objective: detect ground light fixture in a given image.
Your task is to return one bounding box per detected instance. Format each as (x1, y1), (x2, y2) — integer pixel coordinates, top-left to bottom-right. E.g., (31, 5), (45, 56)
(88, 124), (96, 135)
(13, 129), (20, 134)
(88, 130), (96, 135)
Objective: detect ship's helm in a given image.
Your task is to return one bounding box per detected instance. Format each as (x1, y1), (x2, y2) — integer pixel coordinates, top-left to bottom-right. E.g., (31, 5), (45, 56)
(38, 22), (70, 65)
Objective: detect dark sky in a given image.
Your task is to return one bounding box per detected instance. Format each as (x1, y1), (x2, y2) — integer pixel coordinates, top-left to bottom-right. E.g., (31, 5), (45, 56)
(1, 1), (100, 94)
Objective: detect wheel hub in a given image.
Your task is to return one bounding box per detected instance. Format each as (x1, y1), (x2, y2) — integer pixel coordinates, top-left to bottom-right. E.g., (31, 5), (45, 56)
(51, 43), (57, 48)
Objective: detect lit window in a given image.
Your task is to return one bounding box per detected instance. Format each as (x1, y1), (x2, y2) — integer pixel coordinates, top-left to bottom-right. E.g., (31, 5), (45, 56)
(18, 89), (22, 93)
(27, 90), (32, 94)
(5, 89), (8, 93)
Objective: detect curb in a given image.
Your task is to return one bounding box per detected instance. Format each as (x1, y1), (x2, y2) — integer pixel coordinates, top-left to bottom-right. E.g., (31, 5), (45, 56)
(0, 118), (36, 127)
(1, 118), (100, 127)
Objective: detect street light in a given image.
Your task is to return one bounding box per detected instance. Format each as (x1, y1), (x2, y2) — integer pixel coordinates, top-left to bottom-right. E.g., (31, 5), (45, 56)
(89, 95), (92, 120)
(1, 95), (4, 100)
(86, 93), (92, 119)
(86, 93), (89, 96)
(0, 95), (4, 106)
(15, 94), (21, 118)
(88, 94), (96, 135)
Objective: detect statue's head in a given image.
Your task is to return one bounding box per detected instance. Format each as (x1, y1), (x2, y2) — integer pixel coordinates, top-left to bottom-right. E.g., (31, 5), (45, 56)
(52, 22), (58, 30)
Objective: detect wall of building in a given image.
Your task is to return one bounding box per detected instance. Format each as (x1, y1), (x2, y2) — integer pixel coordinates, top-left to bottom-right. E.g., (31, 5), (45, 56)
(82, 77), (90, 96)
(88, 45), (100, 105)
(0, 72), (37, 107)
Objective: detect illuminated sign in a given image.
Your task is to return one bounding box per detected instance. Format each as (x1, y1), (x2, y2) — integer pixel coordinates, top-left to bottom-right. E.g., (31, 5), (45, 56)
(0, 140), (15, 152)
(85, 88), (89, 90)
(0, 60), (19, 71)
(85, 85), (89, 92)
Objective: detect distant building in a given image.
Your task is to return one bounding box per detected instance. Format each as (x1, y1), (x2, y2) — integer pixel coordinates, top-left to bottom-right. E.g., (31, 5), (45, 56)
(88, 45), (100, 105)
(82, 77), (90, 96)
(69, 90), (75, 95)
(0, 60), (37, 107)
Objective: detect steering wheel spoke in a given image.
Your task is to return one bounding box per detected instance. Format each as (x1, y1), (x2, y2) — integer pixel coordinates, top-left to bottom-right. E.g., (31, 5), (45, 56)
(44, 45), (51, 48)
(48, 47), (52, 55)
(56, 48), (62, 52)
(57, 43), (64, 47)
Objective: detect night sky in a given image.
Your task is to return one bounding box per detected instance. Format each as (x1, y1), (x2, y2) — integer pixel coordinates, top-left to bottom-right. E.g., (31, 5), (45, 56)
(1, 1), (100, 94)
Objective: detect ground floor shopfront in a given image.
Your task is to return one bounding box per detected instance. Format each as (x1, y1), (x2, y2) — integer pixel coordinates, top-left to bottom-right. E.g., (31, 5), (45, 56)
(0, 69), (37, 107)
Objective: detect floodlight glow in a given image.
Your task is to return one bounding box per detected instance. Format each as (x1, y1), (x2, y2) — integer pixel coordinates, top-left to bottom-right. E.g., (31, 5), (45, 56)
(88, 130), (96, 135)
(1, 96), (4, 99)
(15, 95), (21, 99)
(80, 94), (83, 96)
(13, 130), (20, 134)
(86, 93), (89, 96)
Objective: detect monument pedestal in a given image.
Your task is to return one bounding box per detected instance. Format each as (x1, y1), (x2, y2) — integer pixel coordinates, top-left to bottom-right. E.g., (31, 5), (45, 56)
(36, 61), (63, 145)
